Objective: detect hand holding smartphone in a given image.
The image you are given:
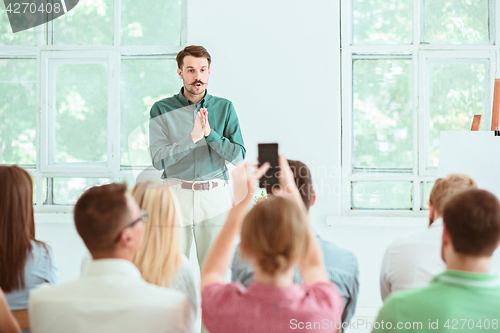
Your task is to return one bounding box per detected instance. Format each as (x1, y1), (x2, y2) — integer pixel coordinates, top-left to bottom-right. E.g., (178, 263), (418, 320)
(258, 143), (279, 189)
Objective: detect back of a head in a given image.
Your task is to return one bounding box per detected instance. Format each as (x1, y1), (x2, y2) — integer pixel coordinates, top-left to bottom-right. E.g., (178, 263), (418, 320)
(130, 181), (182, 287)
(74, 183), (129, 254)
(443, 189), (500, 257)
(429, 174), (477, 216)
(240, 196), (309, 275)
(288, 160), (314, 211)
(266, 160), (314, 211)
(0, 165), (35, 292)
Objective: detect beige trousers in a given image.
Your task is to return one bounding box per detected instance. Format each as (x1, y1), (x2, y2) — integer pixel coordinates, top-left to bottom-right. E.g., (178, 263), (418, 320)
(167, 181), (232, 266)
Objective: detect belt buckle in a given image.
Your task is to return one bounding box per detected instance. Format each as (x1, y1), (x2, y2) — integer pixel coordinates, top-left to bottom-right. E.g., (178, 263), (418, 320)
(191, 182), (201, 191)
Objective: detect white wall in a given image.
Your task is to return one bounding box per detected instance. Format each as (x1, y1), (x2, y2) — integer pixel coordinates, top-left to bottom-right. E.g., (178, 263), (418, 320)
(34, 1), (428, 331)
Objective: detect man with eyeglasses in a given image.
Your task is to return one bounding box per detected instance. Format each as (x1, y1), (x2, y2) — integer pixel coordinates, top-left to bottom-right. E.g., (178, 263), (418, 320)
(29, 183), (196, 333)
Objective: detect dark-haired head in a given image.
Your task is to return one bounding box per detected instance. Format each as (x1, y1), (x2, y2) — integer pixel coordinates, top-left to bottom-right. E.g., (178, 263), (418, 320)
(443, 189), (500, 257)
(74, 183), (144, 259)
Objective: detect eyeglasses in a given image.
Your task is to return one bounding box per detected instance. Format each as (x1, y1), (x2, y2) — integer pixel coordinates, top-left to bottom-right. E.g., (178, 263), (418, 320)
(115, 209), (148, 242)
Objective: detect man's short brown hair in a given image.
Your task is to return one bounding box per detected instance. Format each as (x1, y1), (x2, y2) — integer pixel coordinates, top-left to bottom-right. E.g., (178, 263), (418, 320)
(74, 183), (130, 252)
(266, 160), (314, 211)
(176, 45), (211, 69)
(443, 189), (500, 257)
(429, 174), (477, 216)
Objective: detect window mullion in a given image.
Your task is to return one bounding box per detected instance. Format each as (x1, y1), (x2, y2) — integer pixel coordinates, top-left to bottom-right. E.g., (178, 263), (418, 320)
(43, 178), (54, 205)
(490, 0), (496, 45)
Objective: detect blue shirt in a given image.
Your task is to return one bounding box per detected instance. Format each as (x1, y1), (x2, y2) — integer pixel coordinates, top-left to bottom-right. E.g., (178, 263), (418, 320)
(231, 230), (359, 325)
(6, 240), (58, 310)
(149, 88), (246, 181)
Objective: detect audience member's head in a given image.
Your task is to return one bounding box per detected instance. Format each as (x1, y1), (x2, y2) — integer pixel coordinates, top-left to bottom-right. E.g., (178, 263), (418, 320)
(267, 159), (316, 211)
(0, 165), (40, 293)
(240, 196), (310, 276)
(130, 181), (182, 287)
(74, 183), (145, 260)
(428, 174), (477, 225)
(442, 189), (500, 263)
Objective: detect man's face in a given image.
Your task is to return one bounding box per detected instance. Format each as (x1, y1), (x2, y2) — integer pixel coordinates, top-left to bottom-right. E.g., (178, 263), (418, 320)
(177, 55), (211, 96)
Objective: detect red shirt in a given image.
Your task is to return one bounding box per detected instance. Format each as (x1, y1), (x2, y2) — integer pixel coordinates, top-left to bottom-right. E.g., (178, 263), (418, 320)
(202, 281), (343, 333)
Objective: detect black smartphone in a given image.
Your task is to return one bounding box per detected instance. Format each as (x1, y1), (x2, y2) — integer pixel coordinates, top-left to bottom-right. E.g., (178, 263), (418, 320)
(258, 143), (279, 189)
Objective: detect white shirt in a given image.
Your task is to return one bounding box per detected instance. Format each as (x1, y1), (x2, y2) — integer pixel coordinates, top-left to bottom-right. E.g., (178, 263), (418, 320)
(380, 218), (500, 300)
(29, 259), (195, 333)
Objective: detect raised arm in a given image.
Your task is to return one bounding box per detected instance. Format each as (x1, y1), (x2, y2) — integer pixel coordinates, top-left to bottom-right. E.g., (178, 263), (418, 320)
(201, 162), (269, 290)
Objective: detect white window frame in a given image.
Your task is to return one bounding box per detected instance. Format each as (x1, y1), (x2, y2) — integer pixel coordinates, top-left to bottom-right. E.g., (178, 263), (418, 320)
(341, 0), (498, 217)
(0, 0), (187, 212)
(40, 51), (118, 174)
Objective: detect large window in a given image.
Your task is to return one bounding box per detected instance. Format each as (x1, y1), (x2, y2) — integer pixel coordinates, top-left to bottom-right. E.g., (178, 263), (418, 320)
(341, 0), (496, 214)
(0, 0), (186, 210)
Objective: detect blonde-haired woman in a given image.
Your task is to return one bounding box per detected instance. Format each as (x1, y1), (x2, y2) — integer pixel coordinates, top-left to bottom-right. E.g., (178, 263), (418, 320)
(131, 181), (196, 311)
(201, 157), (343, 333)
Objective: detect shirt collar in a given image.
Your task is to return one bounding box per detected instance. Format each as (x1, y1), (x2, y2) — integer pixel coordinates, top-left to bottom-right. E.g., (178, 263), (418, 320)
(430, 217), (443, 228)
(177, 87), (212, 106)
(83, 259), (142, 279)
(432, 269), (500, 288)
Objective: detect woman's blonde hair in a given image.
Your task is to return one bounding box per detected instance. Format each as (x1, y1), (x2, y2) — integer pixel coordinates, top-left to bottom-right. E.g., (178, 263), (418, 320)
(240, 196), (309, 275)
(130, 181), (182, 287)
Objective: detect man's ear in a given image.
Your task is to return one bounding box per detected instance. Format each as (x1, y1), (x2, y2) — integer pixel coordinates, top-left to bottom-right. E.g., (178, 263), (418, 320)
(177, 68), (183, 79)
(311, 190), (317, 207)
(442, 224), (451, 248)
(208, 66), (211, 75)
(428, 201), (435, 220)
(117, 228), (134, 249)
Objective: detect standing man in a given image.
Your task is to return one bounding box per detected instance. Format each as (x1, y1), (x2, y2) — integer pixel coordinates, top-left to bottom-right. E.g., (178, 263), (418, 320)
(149, 45), (245, 267)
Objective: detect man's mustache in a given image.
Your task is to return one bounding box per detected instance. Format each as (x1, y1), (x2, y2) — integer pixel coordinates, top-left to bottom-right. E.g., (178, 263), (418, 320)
(191, 80), (206, 85)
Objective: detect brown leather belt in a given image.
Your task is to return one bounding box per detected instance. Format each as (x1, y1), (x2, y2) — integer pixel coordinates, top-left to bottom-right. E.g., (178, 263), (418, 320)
(164, 179), (227, 191)
(181, 181), (221, 191)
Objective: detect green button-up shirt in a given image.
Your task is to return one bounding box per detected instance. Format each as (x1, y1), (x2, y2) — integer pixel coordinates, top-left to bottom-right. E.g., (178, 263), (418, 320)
(149, 88), (245, 181)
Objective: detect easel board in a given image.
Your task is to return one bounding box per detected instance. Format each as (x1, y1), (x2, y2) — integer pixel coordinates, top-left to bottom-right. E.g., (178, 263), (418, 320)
(438, 131), (500, 199)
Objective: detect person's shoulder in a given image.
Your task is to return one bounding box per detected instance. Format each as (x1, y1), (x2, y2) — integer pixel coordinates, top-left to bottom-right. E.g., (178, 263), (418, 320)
(318, 238), (358, 271)
(202, 283), (246, 317)
(30, 280), (80, 302)
(202, 282), (246, 302)
(151, 94), (184, 113)
(30, 240), (54, 261)
(297, 282), (343, 314)
(384, 283), (435, 307)
(207, 95), (234, 109)
(385, 226), (439, 254)
(141, 279), (187, 299)
(383, 225), (443, 264)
